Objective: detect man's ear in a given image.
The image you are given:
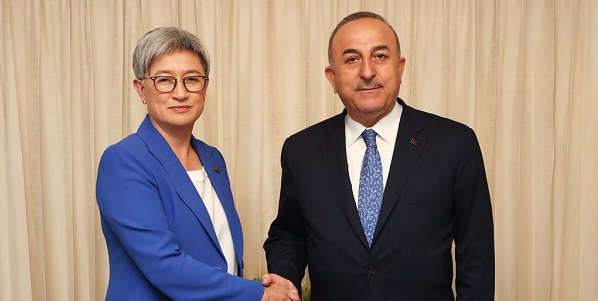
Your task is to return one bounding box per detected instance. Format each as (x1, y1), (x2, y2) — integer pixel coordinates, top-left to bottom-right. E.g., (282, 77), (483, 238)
(397, 56), (406, 85)
(324, 66), (337, 93)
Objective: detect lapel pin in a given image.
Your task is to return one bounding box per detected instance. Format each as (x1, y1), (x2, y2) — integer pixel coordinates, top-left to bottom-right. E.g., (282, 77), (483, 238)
(410, 138), (419, 146)
(214, 166), (221, 173)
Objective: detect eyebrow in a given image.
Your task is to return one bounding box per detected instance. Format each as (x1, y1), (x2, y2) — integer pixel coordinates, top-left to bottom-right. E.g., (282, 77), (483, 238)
(342, 45), (390, 56)
(372, 45), (390, 52)
(150, 69), (203, 76)
(342, 48), (360, 56)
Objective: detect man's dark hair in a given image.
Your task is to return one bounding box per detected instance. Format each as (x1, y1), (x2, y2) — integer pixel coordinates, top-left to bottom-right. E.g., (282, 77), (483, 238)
(327, 11), (401, 65)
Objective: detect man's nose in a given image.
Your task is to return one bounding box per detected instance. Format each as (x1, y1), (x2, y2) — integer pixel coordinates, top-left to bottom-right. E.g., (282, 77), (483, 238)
(359, 59), (376, 79)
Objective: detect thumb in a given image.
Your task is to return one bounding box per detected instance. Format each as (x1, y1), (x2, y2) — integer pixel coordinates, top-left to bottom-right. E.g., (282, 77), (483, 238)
(261, 274), (272, 286)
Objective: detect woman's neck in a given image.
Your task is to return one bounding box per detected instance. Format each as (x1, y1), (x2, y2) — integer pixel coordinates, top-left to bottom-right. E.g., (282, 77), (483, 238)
(151, 120), (202, 170)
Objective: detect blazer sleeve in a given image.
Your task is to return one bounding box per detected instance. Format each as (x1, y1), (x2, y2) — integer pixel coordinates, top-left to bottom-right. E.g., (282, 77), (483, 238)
(453, 129), (495, 300)
(264, 139), (308, 292)
(96, 143), (263, 301)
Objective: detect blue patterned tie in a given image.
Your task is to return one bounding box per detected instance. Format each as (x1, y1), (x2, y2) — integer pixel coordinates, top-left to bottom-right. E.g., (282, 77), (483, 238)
(358, 129), (383, 247)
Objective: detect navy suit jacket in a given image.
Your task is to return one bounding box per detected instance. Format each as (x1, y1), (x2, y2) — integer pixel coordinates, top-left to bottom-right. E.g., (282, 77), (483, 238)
(265, 99), (495, 300)
(96, 115), (263, 300)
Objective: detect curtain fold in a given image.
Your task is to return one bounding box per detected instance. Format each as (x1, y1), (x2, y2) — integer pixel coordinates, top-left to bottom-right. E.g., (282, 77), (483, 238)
(1, 0), (596, 300)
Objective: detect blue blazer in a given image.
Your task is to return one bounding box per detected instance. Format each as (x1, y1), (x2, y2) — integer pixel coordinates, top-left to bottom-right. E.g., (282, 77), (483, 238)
(96, 115), (263, 300)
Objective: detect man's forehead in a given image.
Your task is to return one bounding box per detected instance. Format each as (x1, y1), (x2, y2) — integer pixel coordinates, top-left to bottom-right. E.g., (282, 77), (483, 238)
(333, 19), (395, 49)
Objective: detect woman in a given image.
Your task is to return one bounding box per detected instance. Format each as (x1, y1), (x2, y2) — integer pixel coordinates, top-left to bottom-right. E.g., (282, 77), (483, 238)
(96, 27), (297, 301)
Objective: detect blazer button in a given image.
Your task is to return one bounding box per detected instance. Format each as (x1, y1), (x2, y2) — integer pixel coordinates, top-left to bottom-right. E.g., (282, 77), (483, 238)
(214, 166), (221, 173)
(369, 266), (377, 275)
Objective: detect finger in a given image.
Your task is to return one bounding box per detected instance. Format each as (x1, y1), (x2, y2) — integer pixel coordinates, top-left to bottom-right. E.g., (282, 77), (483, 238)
(288, 290), (300, 301)
(288, 280), (295, 291)
(261, 274), (272, 286)
(287, 284), (299, 301)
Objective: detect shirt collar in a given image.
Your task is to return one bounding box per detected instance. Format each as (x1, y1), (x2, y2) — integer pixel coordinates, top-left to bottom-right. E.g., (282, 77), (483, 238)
(345, 100), (403, 147)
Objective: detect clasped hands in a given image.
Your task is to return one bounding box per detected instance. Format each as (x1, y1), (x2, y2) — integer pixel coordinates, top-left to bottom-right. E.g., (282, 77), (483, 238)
(261, 273), (300, 301)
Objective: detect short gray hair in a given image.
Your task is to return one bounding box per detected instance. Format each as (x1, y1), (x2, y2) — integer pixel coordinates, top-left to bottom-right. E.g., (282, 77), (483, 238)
(327, 11), (401, 66)
(132, 27), (210, 79)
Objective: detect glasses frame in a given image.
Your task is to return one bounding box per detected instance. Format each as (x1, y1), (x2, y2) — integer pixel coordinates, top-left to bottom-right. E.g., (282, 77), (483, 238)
(143, 75), (209, 93)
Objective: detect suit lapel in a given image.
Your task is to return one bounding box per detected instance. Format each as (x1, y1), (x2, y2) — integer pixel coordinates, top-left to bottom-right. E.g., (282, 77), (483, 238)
(374, 100), (426, 238)
(136, 116), (222, 257)
(320, 100), (428, 248)
(320, 114), (370, 247)
(196, 139), (245, 273)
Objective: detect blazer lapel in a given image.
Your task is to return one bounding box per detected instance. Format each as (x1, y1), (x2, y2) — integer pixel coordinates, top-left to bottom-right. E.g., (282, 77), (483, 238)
(136, 116), (222, 255)
(320, 113), (370, 247)
(194, 139), (245, 273)
(374, 100), (426, 238)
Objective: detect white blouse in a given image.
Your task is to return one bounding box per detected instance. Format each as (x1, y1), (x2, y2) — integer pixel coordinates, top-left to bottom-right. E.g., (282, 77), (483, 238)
(187, 168), (238, 276)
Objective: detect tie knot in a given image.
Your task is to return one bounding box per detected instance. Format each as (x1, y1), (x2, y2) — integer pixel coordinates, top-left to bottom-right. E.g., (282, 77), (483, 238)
(362, 129), (377, 148)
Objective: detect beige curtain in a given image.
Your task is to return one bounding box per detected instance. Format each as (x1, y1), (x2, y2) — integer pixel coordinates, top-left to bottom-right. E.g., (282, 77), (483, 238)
(1, 0), (596, 300)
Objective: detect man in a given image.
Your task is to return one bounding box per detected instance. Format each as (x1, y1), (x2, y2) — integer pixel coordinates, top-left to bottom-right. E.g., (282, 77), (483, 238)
(264, 11), (495, 300)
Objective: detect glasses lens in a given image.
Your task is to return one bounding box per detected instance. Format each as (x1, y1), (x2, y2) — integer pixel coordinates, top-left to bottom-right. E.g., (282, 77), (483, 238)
(184, 76), (205, 92)
(154, 76), (176, 92)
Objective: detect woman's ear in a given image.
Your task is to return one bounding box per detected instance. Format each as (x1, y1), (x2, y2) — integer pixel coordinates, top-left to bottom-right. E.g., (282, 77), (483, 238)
(133, 78), (146, 104)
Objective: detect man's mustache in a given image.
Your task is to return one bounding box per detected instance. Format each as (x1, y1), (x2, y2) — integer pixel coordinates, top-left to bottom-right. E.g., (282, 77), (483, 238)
(356, 80), (383, 90)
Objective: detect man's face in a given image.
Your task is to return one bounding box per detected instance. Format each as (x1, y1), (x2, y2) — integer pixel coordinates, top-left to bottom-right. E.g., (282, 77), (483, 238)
(325, 18), (405, 127)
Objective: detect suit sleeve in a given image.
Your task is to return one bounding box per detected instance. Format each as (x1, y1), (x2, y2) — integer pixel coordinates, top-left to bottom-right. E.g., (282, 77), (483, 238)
(453, 129), (495, 300)
(96, 144), (263, 301)
(264, 140), (308, 292)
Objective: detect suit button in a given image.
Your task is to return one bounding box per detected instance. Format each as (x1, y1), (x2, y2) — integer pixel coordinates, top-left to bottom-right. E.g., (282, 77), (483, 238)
(369, 266), (377, 275)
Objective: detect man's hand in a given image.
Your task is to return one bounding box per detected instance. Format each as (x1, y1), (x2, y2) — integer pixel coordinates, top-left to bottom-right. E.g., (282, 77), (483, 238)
(261, 273), (300, 301)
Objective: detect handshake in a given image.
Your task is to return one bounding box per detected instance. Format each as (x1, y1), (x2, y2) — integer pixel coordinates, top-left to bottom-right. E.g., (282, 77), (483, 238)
(260, 273), (301, 301)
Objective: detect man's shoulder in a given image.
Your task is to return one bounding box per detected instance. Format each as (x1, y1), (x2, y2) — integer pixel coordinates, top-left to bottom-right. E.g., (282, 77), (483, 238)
(406, 104), (473, 134)
(285, 113), (344, 143)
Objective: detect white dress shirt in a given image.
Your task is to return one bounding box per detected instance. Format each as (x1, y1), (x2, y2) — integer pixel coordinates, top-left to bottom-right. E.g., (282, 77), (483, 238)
(345, 101), (402, 206)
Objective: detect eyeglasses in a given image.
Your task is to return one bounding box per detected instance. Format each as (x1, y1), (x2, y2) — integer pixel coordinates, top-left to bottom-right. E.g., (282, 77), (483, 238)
(144, 75), (209, 93)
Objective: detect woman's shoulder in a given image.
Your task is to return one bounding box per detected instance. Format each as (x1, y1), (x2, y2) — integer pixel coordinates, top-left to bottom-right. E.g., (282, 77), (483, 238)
(100, 133), (148, 160)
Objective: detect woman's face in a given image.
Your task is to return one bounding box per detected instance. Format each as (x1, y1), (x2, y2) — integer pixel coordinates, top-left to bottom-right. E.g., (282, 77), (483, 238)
(134, 49), (208, 135)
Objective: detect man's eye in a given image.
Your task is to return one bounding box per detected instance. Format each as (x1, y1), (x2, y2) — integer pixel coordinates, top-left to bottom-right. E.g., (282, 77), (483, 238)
(374, 54), (388, 60)
(346, 57), (358, 63)
(156, 77), (173, 83)
(186, 77), (201, 83)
